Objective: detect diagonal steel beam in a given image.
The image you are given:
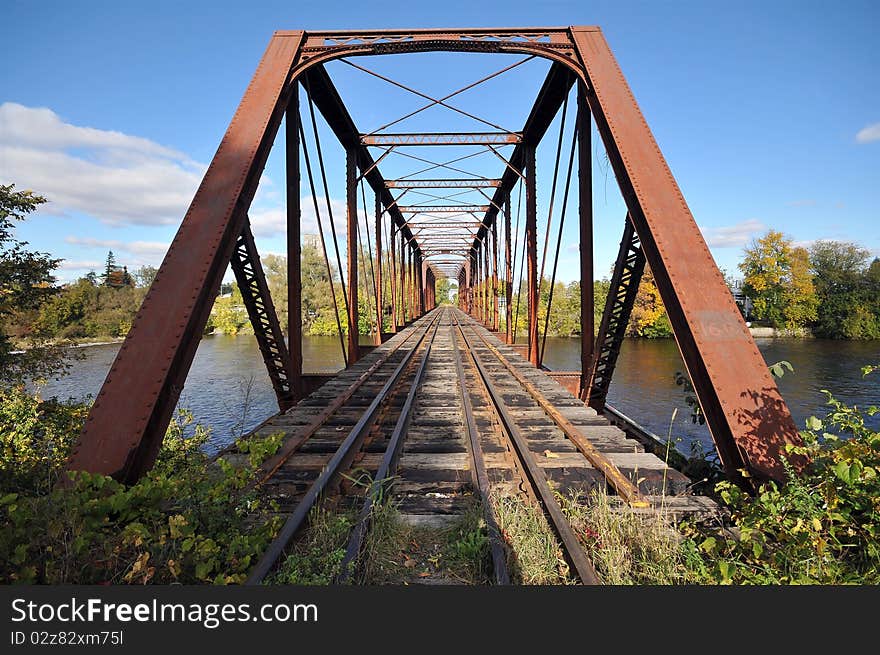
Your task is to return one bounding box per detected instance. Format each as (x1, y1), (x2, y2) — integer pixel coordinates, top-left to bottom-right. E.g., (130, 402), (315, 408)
(300, 65), (419, 255)
(231, 218), (296, 411)
(67, 32), (305, 483)
(471, 62), (576, 250)
(570, 27), (803, 484)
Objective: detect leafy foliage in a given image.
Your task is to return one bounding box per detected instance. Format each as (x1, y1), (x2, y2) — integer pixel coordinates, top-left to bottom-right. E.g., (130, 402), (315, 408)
(629, 266), (673, 338)
(0, 184), (68, 386)
(682, 365), (880, 584)
(809, 241), (880, 340)
(0, 389), (283, 584)
(35, 277), (146, 339)
(739, 230), (818, 330)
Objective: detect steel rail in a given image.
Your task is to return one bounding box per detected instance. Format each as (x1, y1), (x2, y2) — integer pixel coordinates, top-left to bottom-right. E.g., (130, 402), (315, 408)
(449, 312), (511, 585)
(334, 315), (443, 583)
(251, 313), (439, 487)
(451, 312), (600, 585)
(462, 313), (649, 508)
(246, 312), (443, 584)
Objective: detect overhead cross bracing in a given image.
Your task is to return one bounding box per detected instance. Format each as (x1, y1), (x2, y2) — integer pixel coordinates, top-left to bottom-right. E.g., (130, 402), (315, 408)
(68, 27), (805, 499)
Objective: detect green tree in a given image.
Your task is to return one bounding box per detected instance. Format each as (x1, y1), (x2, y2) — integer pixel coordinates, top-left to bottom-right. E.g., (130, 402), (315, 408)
(101, 250), (117, 286)
(435, 277), (453, 305)
(628, 266), (673, 338)
(809, 241), (879, 339)
(0, 184), (67, 386)
(739, 230), (817, 330)
(134, 265), (158, 288)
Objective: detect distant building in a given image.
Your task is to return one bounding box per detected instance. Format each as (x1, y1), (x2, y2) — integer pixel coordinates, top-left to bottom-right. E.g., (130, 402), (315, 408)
(303, 234), (321, 249)
(728, 278), (753, 320)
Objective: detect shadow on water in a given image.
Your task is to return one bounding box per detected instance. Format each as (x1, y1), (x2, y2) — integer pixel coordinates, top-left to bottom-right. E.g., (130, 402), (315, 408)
(36, 334), (878, 457)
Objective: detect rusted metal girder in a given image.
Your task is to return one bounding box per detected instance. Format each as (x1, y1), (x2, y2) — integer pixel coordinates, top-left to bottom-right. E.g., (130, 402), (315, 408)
(388, 178), (502, 188)
(346, 147), (359, 364)
(584, 217), (645, 409)
(577, 80), (593, 397)
(374, 194), (384, 344)
(300, 65), (419, 257)
(504, 192), (512, 343)
(286, 92), (303, 402)
(66, 32), (304, 483)
(230, 220), (296, 411)
(362, 132), (521, 146)
(525, 145), (538, 365)
(570, 27), (803, 482)
(399, 205), (490, 213)
(68, 25), (802, 488)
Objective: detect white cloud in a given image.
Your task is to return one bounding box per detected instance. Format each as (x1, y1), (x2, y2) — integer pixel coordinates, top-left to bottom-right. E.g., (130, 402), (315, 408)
(0, 102), (205, 226)
(856, 122), (880, 144)
(786, 199), (816, 207)
(700, 218), (766, 248)
(250, 196), (348, 239)
(57, 259), (103, 271)
(64, 236), (169, 267)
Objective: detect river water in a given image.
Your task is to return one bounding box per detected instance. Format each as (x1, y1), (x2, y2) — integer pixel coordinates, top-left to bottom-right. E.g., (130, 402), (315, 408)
(34, 332), (878, 457)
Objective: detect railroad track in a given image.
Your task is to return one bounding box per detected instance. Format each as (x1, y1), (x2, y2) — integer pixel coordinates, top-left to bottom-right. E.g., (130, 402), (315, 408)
(239, 307), (707, 585)
(244, 311), (443, 584)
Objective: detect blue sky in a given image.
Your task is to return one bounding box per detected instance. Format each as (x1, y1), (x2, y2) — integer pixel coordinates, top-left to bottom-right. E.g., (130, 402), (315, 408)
(2, 0), (877, 286)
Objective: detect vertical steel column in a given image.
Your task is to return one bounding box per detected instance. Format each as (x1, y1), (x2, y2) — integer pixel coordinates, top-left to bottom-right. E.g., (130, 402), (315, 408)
(399, 232), (406, 324)
(504, 193), (512, 344)
(577, 81), (594, 396)
(419, 255), (426, 314)
(475, 244), (482, 322)
(346, 147), (359, 364)
(404, 244), (411, 323)
(492, 217), (499, 332)
(374, 194), (383, 343)
(286, 92), (303, 401)
(484, 238), (491, 327)
(414, 249), (421, 316)
(390, 225), (398, 332)
(525, 144), (539, 366)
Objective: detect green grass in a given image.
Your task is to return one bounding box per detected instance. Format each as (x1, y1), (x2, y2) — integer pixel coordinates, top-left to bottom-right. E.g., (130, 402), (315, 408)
(492, 493), (573, 585)
(268, 505), (354, 585)
(560, 489), (696, 585)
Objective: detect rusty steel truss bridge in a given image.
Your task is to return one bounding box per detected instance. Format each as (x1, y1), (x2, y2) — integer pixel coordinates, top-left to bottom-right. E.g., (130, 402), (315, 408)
(66, 26), (805, 499)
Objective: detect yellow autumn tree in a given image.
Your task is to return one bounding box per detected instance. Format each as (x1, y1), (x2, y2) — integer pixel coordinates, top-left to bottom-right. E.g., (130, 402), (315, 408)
(739, 230), (817, 330)
(628, 266), (672, 338)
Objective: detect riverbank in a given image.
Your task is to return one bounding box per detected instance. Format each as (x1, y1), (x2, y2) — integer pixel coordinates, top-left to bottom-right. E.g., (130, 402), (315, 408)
(9, 336), (126, 354)
(748, 326), (812, 338)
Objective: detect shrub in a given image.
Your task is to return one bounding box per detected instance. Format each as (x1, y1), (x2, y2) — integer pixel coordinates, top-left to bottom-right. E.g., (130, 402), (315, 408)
(0, 392), (283, 584)
(682, 365), (880, 584)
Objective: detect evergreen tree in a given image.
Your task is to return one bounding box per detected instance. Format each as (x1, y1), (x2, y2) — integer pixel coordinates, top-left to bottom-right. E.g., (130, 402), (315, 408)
(102, 250), (117, 286)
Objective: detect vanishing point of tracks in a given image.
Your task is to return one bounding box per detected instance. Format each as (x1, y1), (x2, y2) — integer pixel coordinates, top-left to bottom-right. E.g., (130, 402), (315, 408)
(240, 307), (684, 586)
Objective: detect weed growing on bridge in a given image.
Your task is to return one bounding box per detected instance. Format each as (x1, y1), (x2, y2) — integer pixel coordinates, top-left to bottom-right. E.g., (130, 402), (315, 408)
(493, 493), (573, 585)
(359, 495), (492, 585)
(559, 490), (695, 585)
(268, 505), (355, 585)
(0, 389), (284, 584)
(681, 364), (880, 584)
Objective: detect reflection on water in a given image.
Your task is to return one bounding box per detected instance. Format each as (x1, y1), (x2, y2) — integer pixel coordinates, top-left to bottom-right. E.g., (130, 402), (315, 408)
(542, 336), (879, 455)
(37, 334), (878, 456)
